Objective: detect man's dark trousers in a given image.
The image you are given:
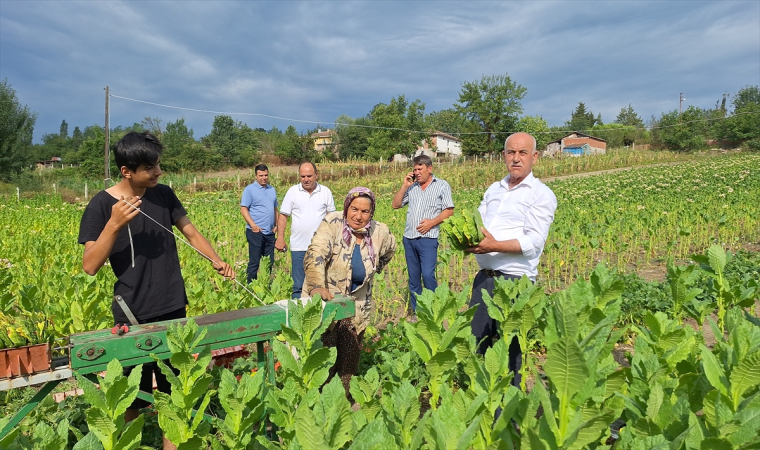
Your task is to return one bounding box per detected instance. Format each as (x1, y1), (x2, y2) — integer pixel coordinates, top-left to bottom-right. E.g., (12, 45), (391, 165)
(403, 237), (438, 311)
(290, 250), (306, 299)
(246, 228), (275, 283)
(469, 270), (523, 388)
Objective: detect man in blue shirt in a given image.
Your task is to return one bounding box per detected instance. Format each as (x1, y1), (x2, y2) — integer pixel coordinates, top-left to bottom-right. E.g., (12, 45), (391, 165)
(392, 154), (454, 314)
(240, 164), (278, 283)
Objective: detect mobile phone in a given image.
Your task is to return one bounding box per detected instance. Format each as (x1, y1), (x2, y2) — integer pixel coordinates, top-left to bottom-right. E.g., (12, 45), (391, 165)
(410, 173), (416, 182)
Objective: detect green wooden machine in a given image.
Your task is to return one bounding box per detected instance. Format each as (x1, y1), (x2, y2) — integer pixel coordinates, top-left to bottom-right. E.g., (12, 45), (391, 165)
(0, 297), (355, 439)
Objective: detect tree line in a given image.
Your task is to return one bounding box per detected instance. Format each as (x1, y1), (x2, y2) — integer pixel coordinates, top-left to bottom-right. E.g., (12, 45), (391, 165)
(1, 76), (759, 182)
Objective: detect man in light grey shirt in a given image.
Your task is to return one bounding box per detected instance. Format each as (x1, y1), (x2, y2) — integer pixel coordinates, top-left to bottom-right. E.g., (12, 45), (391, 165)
(392, 154), (454, 313)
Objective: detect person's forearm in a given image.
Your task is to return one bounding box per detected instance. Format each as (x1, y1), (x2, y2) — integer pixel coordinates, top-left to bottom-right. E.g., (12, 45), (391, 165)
(240, 207), (258, 229)
(431, 208), (454, 227)
(276, 213), (288, 240)
(187, 233), (223, 264)
(82, 221), (121, 275)
(391, 187), (407, 209)
(482, 238), (523, 254)
(178, 219), (224, 264)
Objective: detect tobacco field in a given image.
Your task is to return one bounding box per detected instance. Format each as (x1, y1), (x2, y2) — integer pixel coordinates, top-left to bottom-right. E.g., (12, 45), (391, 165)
(1, 150), (760, 448)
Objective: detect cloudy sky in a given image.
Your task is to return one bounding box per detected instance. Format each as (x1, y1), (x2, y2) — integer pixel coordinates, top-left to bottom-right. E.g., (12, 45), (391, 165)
(1, 1), (758, 142)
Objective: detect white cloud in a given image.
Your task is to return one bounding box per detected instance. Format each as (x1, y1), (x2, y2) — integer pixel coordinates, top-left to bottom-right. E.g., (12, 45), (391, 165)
(0, 0), (757, 140)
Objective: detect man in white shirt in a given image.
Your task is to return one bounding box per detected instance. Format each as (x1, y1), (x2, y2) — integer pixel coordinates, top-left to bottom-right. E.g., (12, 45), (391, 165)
(466, 132), (557, 388)
(275, 162), (335, 298)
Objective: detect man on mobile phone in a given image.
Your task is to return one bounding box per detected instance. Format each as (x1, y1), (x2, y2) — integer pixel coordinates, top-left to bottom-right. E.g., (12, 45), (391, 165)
(392, 155), (454, 315)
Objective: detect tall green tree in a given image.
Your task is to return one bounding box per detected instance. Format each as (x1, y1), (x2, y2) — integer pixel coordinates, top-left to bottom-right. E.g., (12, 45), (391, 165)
(206, 115), (238, 163)
(652, 106), (713, 151)
(515, 115), (551, 150)
(275, 125), (313, 164)
(59, 119), (68, 138)
(141, 116), (163, 138)
(454, 73), (527, 154)
(714, 85), (760, 148)
(0, 79), (37, 181)
(614, 104), (644, 128)
(732, 85), (760, 111)
(334, 115), (371, 160)
(564, 102), (602, 131)
(204, 115), (260, 167)
(426, 108), (468, 135)
(162, 118), (195, 171)
(366, 95), (426, 160)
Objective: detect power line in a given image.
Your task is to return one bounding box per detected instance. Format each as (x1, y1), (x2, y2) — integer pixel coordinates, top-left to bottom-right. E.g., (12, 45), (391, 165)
(109, 92), (760, 137)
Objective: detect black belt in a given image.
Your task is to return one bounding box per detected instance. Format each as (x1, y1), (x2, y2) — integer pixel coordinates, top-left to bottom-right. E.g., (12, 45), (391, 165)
(482, 269), (510, 278)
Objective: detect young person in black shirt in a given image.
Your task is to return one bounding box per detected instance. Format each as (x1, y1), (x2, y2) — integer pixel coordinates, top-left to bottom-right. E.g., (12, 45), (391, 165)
(78, 131), (234, 450)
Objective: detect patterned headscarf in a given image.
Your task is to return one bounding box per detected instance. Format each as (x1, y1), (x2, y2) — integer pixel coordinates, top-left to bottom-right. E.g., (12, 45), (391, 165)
(342, 187), (377, 268)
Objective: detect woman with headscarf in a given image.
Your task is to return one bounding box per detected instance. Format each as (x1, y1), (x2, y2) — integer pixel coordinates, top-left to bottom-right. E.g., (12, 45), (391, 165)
(303, 187), (396, 395)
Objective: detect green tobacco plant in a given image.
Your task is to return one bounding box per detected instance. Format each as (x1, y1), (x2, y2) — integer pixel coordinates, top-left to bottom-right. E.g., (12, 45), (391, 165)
(152, 318), (216, 449)
(423, 388), (482, 450)
(5, 420), (69, 450)
(462, 338), (525, 448)
(378, 380), (427, 450)
(260, 378), (301, 448)
(695, 309), (760, 447)
(403, 286), (476, 410)
(74, 359), (145, 450)
(665, 259), (703, 322)
(619, 312), (700, 447)
(349, 367), (382, 423)
(693, 245), (757, 332)
(291, 377), (354, 450)
(68, 276), (111, 335)
(261, 295), (338, 448)
(480, 275), (546, 391)
(526, 274), (627, 449)
(272, 295), (337, 395)
(211, 368), (267, 450)
(618, 307), (760, 449)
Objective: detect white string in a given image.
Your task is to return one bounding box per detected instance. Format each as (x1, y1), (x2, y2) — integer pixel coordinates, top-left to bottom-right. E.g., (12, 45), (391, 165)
(120, 198), (266, 305)
(109, 92), (760, 136)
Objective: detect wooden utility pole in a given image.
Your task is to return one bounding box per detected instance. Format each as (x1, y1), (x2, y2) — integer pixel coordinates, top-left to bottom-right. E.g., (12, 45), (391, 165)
(104, 86), (110, 189)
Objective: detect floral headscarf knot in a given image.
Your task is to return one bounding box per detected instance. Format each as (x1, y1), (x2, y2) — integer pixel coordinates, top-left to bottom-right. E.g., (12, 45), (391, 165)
(342, 187), (376, 268)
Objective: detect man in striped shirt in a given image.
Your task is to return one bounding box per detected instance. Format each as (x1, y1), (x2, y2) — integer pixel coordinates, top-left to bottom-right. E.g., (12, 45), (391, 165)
(392, 154), (454, 314)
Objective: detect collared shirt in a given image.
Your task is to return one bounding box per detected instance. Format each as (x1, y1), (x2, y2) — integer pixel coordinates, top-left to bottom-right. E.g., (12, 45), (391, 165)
(279, 182), (336, 251)
(401, 176), (454, 239)
(241, 182), (278, 234)
(475, 172), (557, 281)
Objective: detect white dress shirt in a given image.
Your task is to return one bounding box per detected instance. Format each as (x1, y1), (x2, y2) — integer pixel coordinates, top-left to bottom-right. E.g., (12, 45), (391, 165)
(475, 172), (557, 280)
(280, 183), (336, 251)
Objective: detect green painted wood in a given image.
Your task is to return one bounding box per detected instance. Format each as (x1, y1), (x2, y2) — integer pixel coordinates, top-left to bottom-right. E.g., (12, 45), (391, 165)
(69, 298), (354, 374)
(1, 298), (354, 442)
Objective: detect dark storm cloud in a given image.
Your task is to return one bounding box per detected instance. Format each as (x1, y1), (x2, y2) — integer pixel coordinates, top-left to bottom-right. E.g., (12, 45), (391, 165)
(1, 1), (757, 141)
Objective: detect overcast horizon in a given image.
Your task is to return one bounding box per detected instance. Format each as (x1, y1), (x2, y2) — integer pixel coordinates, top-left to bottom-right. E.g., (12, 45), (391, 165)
(1, 0), (758, 143)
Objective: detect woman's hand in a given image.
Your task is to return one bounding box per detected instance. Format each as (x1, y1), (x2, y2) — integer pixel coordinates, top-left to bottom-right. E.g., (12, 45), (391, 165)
(310, 287), (334, 300)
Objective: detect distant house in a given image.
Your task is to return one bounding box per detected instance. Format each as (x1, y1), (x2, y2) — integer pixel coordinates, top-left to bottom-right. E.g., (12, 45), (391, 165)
(35, 157), (62, 170)
(311, 129), (336, 154)
(414, 131), (463, 160)
(545, 132), (607, 157)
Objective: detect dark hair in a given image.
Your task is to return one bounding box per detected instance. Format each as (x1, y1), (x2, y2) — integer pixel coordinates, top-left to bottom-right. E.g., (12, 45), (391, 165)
(299, 161), (318, 173)
(254, 164), (269, 173)
(413, 154), (433, 167)
(114, 132), (163, 172)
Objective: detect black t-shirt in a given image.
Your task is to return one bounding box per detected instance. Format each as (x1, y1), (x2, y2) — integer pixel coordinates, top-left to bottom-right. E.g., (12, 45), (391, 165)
(78, 184), (189, 324)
